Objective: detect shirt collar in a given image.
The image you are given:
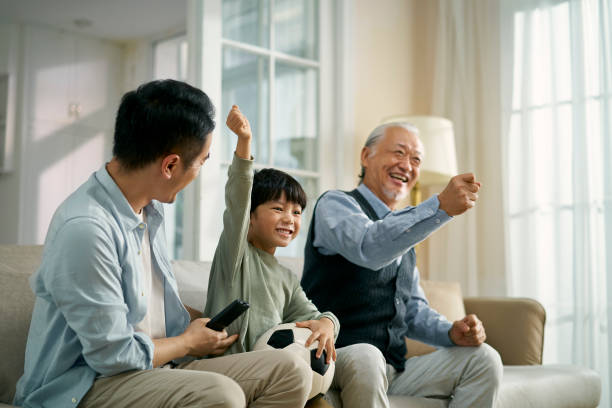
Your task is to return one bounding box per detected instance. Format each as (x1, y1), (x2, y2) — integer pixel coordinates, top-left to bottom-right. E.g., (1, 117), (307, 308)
(94, 164), (164, 231)
(356, 183), (393, 219)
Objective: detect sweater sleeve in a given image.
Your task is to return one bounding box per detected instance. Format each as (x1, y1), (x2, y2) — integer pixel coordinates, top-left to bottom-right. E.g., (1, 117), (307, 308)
(282, 273), (340, 340)
(213, 154), (254, 285)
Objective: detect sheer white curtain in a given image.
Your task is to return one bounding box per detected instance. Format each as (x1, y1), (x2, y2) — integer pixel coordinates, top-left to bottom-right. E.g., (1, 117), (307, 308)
(424, 0), (507, 297)
(502, 0), (611, 405)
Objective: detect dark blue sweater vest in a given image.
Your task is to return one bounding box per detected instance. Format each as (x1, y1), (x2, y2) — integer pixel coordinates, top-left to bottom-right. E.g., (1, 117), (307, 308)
(301, 189), (416, 371)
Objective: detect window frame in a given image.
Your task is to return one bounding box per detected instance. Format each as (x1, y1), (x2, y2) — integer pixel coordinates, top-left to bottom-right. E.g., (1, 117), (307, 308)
(183, 0), (352, 261)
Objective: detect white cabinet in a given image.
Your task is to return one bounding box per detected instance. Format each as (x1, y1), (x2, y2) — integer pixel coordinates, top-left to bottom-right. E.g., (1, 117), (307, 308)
(20, 25), (122, 243)
(24, 27), (74, 127)
(24, 26), (121, 130)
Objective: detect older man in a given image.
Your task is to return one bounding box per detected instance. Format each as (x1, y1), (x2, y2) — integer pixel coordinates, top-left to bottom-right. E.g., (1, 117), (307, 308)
(301, 122), (503, 408)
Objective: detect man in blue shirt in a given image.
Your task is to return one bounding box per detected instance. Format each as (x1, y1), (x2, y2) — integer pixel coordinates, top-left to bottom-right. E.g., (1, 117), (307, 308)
(301, 122), (503, 408)
(15, 79), (311, 408)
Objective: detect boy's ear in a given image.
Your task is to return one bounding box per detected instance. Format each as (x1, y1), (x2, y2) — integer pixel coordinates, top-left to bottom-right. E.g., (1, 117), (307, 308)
(161, 154), (180, 179)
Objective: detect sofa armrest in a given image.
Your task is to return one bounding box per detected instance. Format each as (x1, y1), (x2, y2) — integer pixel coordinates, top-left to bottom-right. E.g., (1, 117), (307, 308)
(464, 297), (545, 365)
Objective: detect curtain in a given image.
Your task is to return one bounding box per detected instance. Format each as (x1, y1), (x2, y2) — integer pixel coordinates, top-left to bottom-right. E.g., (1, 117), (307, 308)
(425, 0), (508, 297)
(502, 0), (612, 406)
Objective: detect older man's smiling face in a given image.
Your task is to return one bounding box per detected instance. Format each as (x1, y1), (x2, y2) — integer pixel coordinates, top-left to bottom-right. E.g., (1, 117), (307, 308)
(360, 126), (423, 209)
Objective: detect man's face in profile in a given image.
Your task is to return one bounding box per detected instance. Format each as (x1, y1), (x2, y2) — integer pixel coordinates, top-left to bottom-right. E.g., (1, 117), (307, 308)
(361, 126), (423, 209)
(164, 133), (213, 203)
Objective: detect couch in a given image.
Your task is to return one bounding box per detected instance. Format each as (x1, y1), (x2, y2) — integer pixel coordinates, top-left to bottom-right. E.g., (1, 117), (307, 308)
(0, 245), (601, 407)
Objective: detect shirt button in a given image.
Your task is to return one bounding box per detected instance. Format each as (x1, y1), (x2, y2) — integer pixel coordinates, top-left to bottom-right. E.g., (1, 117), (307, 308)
(435, 218), (440, 224)
(139, 224), (145, 229)
(141, 292), (144, 296)
(395, 298), (400, 305)
(72, 397), (77, 403)
(138, 250), (141, 255)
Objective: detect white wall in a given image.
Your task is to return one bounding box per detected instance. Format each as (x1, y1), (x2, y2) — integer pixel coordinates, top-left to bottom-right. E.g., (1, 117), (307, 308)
(350, 1), (507, 295)
(350, 0), (439, 275)
(0, 23), (22, 244)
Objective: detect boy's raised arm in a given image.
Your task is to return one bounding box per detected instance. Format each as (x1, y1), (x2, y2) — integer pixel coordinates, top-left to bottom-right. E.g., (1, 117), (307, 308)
(214, 106), (254, 282)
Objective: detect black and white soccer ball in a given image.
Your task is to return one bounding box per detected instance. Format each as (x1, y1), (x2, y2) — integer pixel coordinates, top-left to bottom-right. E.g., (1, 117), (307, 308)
(253, 323), (335, 400)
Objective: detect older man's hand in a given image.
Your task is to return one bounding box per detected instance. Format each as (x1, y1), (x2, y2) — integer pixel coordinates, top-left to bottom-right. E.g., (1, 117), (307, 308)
(438, 173), (481, 216)
(449, 314), (486, 346)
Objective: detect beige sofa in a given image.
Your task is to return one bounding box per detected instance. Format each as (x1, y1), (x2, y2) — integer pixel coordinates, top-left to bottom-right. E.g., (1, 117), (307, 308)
(0, 245), (601, 408)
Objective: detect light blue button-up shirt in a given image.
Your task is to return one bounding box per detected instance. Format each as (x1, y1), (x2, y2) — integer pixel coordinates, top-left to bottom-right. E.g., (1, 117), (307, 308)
(312, 183), (455, 346)
(14, 166), (190, 408)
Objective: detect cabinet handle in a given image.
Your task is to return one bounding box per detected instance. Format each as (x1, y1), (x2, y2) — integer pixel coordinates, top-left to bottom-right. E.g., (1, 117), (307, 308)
(68, 103), (82, 118)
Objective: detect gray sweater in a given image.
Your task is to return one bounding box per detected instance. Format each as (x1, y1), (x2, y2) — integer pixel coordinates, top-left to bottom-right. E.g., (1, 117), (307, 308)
(204, 154), (339, 355)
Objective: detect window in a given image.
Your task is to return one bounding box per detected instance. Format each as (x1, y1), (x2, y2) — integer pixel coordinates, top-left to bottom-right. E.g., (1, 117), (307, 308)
(504, 0), (611, 405)
(220, 0), (320, 257)
(186, 0), (334, 261)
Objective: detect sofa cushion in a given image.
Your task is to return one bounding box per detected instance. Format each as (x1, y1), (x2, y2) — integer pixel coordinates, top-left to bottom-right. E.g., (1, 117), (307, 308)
(171, 259), (211, 312)
(498, 365), (601, 408)
(0, 245), (43, 404)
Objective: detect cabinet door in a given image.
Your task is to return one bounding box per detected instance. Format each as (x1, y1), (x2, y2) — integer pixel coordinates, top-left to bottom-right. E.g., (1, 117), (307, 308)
(20, 26), (122, 244)
(74, 36), (122, 130)
(24, 25), (74, 127)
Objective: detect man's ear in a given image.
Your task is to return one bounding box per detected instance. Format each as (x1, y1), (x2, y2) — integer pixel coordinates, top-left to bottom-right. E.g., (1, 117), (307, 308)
(161, 154), (180, 179)
(360, 146), (370, 168)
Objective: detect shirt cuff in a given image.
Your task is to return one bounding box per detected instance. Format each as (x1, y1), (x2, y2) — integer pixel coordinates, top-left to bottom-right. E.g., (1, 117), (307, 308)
(424, 195), (452, 221)
(133, 331), (155, 369)
(435, 320), (455, 347)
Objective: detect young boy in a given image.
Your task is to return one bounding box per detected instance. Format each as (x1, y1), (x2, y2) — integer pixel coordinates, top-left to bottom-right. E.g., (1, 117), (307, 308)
(204, 105), (339, 363)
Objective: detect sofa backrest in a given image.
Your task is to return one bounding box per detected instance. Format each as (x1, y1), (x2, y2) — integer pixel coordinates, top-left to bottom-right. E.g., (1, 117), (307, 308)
(0, 245), (43, 404)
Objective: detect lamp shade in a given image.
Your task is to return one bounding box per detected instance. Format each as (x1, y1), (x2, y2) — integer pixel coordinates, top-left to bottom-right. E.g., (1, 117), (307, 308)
(381, 115), (458, 185)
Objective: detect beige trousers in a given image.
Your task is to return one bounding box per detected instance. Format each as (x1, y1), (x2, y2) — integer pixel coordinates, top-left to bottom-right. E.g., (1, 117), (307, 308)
(326, 343), (503, 408)
(80, 349), (312, 408)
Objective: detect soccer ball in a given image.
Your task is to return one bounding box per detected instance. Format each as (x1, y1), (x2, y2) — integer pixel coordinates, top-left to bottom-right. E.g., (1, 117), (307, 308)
(253, 323), (335, 401)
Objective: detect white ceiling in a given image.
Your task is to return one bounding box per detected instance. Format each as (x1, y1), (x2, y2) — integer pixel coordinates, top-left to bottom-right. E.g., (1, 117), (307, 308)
(0, 0), (187, 41)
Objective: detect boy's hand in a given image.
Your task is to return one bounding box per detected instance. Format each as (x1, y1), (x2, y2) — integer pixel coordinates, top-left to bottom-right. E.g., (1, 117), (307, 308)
(226, 105), (252, 160)
(226, 105), (252, 140)
(296, 318), (337, 363)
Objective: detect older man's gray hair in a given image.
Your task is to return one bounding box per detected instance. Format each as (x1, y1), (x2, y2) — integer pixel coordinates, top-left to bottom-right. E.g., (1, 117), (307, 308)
(358, 122), (420, 182)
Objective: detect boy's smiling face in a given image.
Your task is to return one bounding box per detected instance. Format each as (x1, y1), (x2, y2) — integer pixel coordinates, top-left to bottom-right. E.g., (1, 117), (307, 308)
(248, 192), (302, 255)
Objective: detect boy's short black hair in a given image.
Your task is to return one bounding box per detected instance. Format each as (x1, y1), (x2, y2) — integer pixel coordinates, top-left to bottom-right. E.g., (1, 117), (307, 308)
(251, 169), (307, 213)
(113, 79), (215, 170)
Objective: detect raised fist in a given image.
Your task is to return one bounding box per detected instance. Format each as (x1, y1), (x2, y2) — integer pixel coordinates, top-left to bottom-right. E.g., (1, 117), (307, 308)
(437, 173), (481, 216)
(226, 105), (252, 140)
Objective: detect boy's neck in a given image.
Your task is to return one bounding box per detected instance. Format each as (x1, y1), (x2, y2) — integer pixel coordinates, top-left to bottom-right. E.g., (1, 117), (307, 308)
(247, 231), (277, 255)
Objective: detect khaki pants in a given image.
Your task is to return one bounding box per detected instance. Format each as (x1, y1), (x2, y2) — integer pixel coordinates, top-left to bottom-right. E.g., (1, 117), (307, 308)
(326, 343), (503, 408)
(81, 349), (312, 408)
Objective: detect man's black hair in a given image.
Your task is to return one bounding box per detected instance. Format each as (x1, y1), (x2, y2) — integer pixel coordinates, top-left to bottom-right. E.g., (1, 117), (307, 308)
(113, 79), (215, 170)
(251, 169), (307, 213)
